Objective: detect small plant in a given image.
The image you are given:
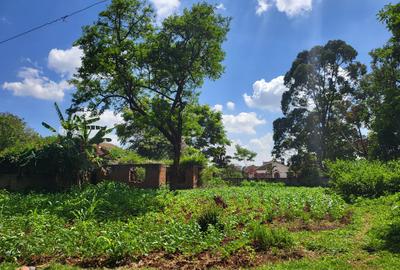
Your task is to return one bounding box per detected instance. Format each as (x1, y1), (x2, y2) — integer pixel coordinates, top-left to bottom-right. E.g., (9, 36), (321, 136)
(197, 208), (223, 232)
(250, 224), (294, 251)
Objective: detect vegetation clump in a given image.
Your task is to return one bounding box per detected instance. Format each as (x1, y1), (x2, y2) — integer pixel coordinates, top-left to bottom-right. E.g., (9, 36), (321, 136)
(251, 224), (294, 251)
(327, 160), (400, 200)
(0, 182), (347, 267)
(197, 207), (223, 232)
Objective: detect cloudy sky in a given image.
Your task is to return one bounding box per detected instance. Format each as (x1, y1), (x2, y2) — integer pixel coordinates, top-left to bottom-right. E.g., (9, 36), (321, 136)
(0, 0), (394, 165)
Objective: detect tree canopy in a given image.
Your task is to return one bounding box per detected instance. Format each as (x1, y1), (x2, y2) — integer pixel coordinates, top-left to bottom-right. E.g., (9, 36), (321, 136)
(233, 145), (256, 164)
(273, 40), (367, 168)
(0, 112), (39, 152)
(71, 0), (230, 180)
(362, 3), (400, 160)
(116, 104), (230, 164)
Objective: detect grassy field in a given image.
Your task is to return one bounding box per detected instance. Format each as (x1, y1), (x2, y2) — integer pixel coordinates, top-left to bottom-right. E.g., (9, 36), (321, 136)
(0, 181), (399, 269)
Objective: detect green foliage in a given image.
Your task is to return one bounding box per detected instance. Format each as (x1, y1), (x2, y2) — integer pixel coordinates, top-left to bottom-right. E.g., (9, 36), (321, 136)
(273, 40), (367, 169)
(0, 136), (81, 180)
(35, 103), (114, 185)
(184, 105), (231, 165)
(361, 3), (400, 161)
(107, 147), (147, 164)
(197, 207), (222, 232)
(72, 0), (230, 176)
(0, 183), (347, 266)
(180, 147), (208, 167)
(366, 194), (400, 253)
(221, 164), (244, 178)
(241, 181), (285, 188)
(117, 104), (231, 165)
(251, 225), (294, 251)
(233, 144), (257, 164)
(290, 152), (324, 186)
(327, 160), (400, 200)
(0, 112), (40, 152)
(200, 166), (230, 187)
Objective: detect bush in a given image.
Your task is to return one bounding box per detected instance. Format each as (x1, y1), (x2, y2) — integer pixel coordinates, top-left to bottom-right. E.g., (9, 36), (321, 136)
(197, 207), (223, 232)
(366, 195), (400, 253)
(180, 147), (208, 167)
(327, 160), (400, 200)
(0, 136), (80, 176)
(108, 148), (147, 164)
(250, 224), (294, 251)
(200, 166), (230, 187)
(0, 135), (104, 188)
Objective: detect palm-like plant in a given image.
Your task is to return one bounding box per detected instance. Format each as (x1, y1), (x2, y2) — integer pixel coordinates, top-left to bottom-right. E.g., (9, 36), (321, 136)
(42, 103), (112, 144)
(42, 103), (113, 185)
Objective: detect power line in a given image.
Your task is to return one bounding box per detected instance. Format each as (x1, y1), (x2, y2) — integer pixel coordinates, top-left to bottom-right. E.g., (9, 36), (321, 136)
(0, 0), (109, 45)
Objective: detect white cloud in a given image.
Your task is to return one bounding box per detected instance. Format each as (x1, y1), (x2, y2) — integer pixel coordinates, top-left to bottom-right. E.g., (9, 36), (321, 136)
(228, 133), (274, 166)
(97, 111), (123, 146)
(94, 110), (124, 128)
(213, 104), (224, 112)
(249, 133), (274, 164)
(243, 75), (287, 112)
(256, 0), (315, 17)
(150, 0), (180, 19)
(48, 46), (83, 78)
(222, 112), (266, 134)
(226, 101), (235, 110)
(275, 0), (313, 16)
(216, 3), (226, 11)
(2, 67), (72, 101)
(256, 0), (271, 15)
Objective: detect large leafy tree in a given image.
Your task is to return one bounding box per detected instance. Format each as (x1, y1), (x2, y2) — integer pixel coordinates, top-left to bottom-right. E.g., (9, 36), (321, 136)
(71, 0), (230, 180)
(364, 3), (400, 160)
(273, 40), (367, 168)
(0, 112), (39, 151)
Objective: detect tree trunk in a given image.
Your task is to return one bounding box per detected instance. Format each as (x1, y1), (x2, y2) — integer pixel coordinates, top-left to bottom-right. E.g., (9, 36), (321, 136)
(170, 137), (182, 189)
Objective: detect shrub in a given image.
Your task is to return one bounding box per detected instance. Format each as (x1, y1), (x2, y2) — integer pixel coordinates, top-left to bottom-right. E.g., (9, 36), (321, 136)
(0, 112), (40, 152)
(250, 224), (294, 251)
(0, 135), (105, 188)
(327, 160), (400, 200)
(197, 208), (223, 232)
(366, 195), (400, 253)
(180, 147), (208, 167)
(200, 166), (230, 187)
(108, 148), (147, 164)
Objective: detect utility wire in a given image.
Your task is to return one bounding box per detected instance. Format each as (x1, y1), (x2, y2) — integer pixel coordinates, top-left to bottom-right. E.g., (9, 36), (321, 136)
(0, 0), (109, 45)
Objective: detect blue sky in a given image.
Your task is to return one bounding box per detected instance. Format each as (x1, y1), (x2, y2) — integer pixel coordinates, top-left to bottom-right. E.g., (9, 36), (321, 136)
(0, 0), (394, 164)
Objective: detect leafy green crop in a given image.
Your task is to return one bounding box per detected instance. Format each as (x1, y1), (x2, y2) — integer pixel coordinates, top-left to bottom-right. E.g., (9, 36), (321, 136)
(0, 182), (347, 266)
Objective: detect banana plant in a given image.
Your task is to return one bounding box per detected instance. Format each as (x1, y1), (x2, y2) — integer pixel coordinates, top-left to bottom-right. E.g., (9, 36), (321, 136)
(42, 103), (78, 138)
(42, 103), (114, 185)
(42, 103), (113, 145)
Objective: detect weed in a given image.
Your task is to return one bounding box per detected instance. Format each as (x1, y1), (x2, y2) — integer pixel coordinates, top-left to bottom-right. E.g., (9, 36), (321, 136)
(251, 224), (294, 251)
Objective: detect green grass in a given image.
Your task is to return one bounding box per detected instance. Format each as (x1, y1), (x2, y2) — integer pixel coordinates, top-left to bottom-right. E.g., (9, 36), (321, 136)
(0, 181), (399, 269)
(257, 194), (400, 270)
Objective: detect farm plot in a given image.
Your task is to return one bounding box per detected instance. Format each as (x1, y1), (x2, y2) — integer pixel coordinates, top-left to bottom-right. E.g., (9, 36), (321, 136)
(0, 182), (349, 269)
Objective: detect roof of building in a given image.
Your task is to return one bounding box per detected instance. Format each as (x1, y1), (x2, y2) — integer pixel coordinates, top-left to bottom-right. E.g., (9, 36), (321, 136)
(256, 160), (288, 171)
(96, 142), (119, 157)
